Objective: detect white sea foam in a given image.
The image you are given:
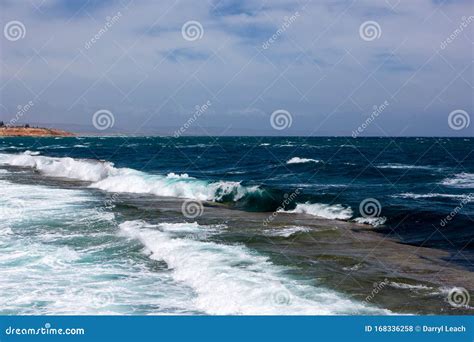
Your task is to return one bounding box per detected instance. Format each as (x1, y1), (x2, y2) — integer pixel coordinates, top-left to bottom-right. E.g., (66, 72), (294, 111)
(353, 217), (387, 227)
(0, 152), (262, 202)
(282, 202), (353, 220)
(0, 180), (196, 315)
(441, 173), (474, 189)
(287, 157), (321, 164)
(376, 163), (436, 170)
(0, 153), (115, 182)
(93, 172), (258, 202)
(388, 282), (433, 291)
(263, 226), (310, 238)
(393, 193), (473, 201)
(120, 220), (389, 315)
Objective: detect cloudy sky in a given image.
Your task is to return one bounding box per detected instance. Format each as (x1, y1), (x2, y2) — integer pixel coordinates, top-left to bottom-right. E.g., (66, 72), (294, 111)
(0, 0), (472, 136)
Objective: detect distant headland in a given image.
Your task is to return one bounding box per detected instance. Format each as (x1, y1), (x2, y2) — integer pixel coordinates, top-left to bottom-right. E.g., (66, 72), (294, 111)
(0, 123), (74, 137)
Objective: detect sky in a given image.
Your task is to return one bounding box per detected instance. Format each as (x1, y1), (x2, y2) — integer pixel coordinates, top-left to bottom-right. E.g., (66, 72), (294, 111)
(0, 0), (473, 136)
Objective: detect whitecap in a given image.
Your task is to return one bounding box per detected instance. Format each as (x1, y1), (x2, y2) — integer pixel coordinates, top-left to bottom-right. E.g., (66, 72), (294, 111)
(393, 193), (473, 202)
(282, 202), (353, 220)
(0, 152), (262, 203)
(376, 163), (436, 170)
(353, 217), (387, 227)
(441, 173), (474, 189)
(286, 157), (321, 165)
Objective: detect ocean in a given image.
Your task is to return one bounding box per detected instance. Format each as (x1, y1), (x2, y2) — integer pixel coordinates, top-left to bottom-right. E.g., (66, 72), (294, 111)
(0, 136), (472, 315)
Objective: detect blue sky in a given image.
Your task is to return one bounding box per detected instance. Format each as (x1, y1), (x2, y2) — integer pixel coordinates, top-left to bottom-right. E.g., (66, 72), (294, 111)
(0, 0), (473, 136)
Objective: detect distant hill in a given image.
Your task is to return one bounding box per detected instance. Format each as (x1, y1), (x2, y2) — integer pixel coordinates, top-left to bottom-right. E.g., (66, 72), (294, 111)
(0, 126), (74, 137)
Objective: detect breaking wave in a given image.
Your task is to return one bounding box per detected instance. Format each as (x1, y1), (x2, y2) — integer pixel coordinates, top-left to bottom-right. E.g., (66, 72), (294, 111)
(287, 157), (321, 164)
(281, 202), (353, 220)
(0, 152), (262, 203)
(119, 220), (389, 315)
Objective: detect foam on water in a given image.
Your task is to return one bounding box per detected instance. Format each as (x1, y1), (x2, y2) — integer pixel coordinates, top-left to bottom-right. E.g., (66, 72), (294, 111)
(393, 193), (473, 201)
(120, 220), (389, 315)
(353, 217), (387, 227)
(376, 163), (437, 170)
(0, 152), (262, 202)
(282, 202), (353, 220)
(0, 179), (196, 315)
(0, 153), (115, 182)
(441, 173), (474, 189)
(286, 157), (321, 164)
(263, 226), (311, 238)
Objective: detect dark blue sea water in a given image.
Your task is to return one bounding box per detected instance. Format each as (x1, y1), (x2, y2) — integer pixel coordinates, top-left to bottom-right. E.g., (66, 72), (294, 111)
(0, 136), (472, 315)
(2, 136), (472, 249)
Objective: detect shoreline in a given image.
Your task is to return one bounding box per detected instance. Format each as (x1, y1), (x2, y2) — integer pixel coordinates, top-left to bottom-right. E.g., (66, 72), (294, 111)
(2, 163), (473, 314)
